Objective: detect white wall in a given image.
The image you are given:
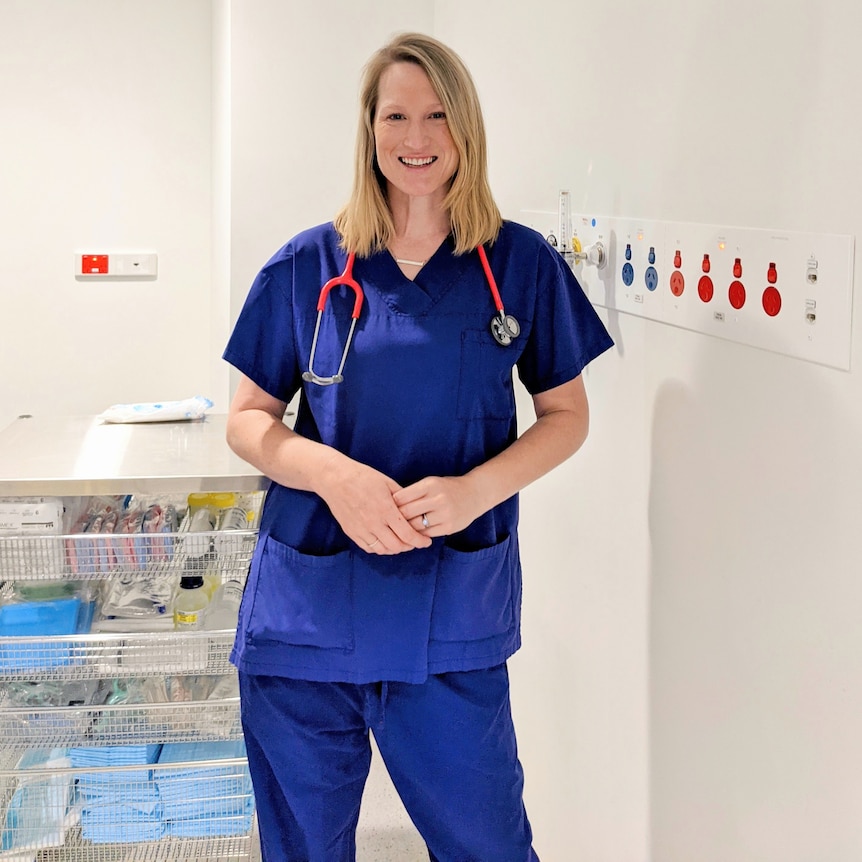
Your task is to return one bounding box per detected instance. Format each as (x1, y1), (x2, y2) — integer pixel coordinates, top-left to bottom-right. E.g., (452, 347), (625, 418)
(4, 2), (862, 861)
(0, 0), (215, 430)
(228, 0), (433, 315)
(436, 2), (862, 861)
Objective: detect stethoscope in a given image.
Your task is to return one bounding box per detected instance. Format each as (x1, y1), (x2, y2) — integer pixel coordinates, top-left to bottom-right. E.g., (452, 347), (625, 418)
(302, 246), (520, 386)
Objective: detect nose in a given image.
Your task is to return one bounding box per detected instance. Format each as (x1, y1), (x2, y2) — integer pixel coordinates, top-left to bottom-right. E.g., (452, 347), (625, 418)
(402, 117), (429, 148)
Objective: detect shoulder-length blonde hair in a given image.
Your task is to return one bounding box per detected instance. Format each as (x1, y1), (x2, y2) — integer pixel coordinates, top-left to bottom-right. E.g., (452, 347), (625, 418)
(334, 32), (502, 257)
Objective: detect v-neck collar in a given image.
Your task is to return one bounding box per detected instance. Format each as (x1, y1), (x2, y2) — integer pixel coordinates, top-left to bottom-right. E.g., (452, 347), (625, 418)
(361, 235), (475, 316)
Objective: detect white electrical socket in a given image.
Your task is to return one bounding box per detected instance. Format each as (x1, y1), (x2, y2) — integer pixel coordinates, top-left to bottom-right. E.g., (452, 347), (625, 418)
(111, 253), (158, 277)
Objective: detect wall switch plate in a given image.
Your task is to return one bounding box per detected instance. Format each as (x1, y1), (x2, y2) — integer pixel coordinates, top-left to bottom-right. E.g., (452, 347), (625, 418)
(76, 252), (158, 279)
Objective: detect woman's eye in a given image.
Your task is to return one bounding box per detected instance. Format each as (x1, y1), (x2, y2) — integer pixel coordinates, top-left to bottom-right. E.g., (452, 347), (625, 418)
(387, 113), (405, 121)
(430, 112), (447, 120)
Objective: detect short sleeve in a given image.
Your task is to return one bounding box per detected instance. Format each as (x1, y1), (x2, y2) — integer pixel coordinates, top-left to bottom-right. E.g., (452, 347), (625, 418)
(516, 242), (614, 395)
(223, 257), (302, 403)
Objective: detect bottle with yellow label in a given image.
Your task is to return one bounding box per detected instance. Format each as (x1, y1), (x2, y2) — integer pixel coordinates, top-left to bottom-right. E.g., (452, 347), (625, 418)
(173, 572), (210, 630)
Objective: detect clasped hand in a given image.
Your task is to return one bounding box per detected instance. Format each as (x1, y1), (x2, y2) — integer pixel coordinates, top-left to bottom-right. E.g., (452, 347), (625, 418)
(318, 460), (482, 555)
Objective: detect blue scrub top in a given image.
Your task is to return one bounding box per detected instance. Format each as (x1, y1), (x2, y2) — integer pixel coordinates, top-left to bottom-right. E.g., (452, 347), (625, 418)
(223, 221), (613, 683)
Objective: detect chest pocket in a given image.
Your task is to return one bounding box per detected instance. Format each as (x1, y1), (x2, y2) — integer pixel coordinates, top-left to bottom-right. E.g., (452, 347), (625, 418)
(456, 329), (517, 421)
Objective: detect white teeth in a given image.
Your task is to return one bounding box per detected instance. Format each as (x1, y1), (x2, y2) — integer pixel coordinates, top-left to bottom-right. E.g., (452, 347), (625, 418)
(400, 156), (436, 166)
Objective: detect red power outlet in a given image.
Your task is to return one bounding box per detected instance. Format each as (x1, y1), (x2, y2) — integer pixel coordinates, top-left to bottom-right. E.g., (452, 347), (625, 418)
(670, 250), (684, 296)
(728, 258), (746, 309)
(763, 263), (781, 316)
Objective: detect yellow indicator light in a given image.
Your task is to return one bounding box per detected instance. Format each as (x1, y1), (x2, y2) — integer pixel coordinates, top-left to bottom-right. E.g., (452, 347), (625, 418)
(718, 241), (726, 251)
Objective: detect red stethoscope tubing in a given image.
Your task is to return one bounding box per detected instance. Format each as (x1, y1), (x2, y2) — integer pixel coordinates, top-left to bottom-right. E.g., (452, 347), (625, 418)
(476, 244), (504, 314)
(316, 252), (364, 318)
(318, 246), (502, 318)
(304, 245), (516, 385)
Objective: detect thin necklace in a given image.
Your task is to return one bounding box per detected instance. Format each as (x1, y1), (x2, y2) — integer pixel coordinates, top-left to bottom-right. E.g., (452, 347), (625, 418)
(394, 258), (426, 267)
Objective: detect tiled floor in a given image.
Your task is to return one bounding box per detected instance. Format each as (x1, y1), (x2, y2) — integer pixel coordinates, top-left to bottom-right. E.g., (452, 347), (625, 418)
(356, 737), (428, 861)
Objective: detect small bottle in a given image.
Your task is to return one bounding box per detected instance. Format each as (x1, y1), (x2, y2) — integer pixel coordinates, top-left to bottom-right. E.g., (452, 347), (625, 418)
(204, 579), (243, 630)
(173, 573), (210, 630)
(184, 492), (237, 558)
(183, 506), (216, 558)
(213, 506), (252, 557)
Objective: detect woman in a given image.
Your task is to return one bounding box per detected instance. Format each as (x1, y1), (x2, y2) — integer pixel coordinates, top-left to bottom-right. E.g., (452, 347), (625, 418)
(224, 32), (612, 862)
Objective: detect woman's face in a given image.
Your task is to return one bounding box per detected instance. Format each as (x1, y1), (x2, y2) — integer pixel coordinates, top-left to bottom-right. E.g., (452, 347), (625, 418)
(373, 62), (459, 206)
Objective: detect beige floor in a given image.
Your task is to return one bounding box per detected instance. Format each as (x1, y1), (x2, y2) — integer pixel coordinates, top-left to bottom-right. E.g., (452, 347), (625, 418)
(356, 735), (428, 861)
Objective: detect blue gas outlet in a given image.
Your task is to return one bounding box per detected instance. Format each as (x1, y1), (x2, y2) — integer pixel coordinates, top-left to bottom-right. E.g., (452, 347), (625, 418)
(645, 266), (658, 291)
(622, 262), (635, 286)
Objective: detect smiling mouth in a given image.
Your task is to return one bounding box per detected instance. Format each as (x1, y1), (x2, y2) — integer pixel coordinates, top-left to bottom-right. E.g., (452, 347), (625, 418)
(399, 156), (437, 167)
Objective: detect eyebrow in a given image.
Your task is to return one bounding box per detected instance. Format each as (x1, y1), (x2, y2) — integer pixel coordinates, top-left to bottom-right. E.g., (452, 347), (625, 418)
(377, 99), (445, 112)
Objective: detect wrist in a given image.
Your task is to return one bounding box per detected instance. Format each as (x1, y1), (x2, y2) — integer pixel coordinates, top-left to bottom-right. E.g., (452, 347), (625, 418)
(312, 447), (351, 498)
(463, 465), (506, 516)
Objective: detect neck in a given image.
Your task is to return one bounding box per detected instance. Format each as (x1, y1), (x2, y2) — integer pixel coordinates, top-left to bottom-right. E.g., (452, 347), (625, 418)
(387, 185), (450, 245)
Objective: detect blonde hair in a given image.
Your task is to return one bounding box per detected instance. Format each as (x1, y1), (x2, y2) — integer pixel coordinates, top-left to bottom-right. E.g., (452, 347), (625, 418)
(334, 32), (502, 257)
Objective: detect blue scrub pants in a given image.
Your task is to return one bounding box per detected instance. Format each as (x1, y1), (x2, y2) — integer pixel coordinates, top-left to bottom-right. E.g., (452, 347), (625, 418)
(239, 664), (540, 862)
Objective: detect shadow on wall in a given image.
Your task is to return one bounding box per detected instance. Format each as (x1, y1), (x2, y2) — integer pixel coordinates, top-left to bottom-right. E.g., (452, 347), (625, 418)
(647, 345), (862, 862)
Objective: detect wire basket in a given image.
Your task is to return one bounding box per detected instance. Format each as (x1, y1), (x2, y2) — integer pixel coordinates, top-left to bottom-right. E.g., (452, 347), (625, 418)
(0, 757), (257, 860)
(0, 697), (242, 753)
(0, 631), (235, 682)
(0, 530), (257, 582)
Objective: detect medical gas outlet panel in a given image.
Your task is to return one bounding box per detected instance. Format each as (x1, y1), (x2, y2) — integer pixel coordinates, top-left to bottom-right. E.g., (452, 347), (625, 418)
(523, 210), (855, 370)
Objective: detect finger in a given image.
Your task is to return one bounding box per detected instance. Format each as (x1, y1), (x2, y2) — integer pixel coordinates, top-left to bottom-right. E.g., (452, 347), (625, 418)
(392, 482), (428, 509)
(406, 513), (438, 538)
(394, 494), (430, 524)
(357, 521), (419, 554)
(385, 514), (432, 549)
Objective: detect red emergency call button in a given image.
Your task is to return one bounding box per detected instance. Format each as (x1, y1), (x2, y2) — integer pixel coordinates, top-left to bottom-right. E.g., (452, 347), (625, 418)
(82, 254), (108, 274)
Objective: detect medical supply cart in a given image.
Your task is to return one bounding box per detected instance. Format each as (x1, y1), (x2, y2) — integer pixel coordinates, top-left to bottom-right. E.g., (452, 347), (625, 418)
(0, 414), (266, 861)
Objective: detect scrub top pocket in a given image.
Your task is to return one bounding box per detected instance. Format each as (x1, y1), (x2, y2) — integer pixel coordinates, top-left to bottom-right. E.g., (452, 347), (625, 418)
(456, 330), (517, 421)
(430, 534), (514, 642)
(244, 535), (354, 650)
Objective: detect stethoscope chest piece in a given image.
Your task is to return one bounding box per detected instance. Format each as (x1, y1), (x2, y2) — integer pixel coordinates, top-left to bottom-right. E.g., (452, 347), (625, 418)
(490, 312), (520, 346)
(477, 245), (518, 349)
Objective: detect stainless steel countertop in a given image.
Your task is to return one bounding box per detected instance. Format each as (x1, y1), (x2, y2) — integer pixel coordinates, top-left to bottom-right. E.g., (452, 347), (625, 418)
(0, 414), (267, 495)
